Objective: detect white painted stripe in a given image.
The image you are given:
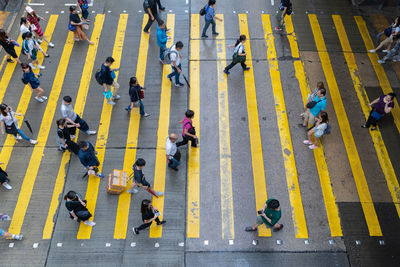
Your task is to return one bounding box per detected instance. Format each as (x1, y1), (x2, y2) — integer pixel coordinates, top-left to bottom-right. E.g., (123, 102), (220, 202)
(186, 0), (188, 4)
(271, 0), (275, 6)
(66, 0), (94, 7)
(27, 3), (45, 6)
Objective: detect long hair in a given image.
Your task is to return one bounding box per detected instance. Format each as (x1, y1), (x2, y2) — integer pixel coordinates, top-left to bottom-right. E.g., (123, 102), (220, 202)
(27, 10), (38, 20)
(0, 103), (8, 116)
(0, 29), (8, 42)
(394, 16), (400, 28)
(141, 199), (151, 214)
(20, 17), (28, 25)
(320, 111), (329, 123)
(234, 34), (246, 47)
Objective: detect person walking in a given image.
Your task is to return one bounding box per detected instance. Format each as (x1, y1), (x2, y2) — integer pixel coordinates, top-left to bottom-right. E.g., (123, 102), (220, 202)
(201, 0), (222, 38)
(245, 199), (283, 233)
(69, 6), (93, 44)
(176, 109), (198, 148)
(56, 118), (79, 154)
(126, 158), (163, 197)
(223, 35), (250, 75)
(1, 213), (23, 240)
(76, 0), (90, 23)
(22, 33), (45, 70)
(275, 0), (292, 31)
(64, 190), (96, 227)
(125, 77), (150, 117)
(301, 87), (327, 127)
(370, 17), (400, 54)
(166, 41), (184, 87)
(157, 20), (169, 64)
(61, 95), (96, 136)
(0, 29), (21, 64)
(21, 63), (47, 102)
(77, 141), (104, 178)
(100, 57), (120, 105)
(362, 92), (396, 130)
(20, 17), (49, 57)
(132, 199), (166, 235)
(166, 133), (181, 171)
(378, 36), (400, 64)
(303, 111), (329, 149)
(0, 103), (38, 145)
(0, 164), (12, 190)
(143, 0), (163, 34)
(26, 6), (54, 47)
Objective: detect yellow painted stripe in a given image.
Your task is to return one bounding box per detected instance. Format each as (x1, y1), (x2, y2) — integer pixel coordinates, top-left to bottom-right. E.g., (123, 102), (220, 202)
(42, 15), (105, 239)
(238, 14), (270, 237)
(333, 15), (400, 220)
(285, 15), (342, 237)
(261, 14), (308, 238)
(0, 16), (56, 170)
(9, 25), (74, 235)
(215, 15), (234, 240)
(354, 16), (400, 134)
(77, 14), (128, 239)
(187, 13), (201, 238)
(149, 14), (175, 238)
(114, 14), (149, 239)
(309, 14), (382, 236)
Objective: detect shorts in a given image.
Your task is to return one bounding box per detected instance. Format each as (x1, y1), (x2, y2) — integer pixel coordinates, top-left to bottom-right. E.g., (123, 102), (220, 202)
(303, 109), (315, 124)
(0, 228), (4, 236)
(256, 215), (271, 227)
(314, 129), (324, 138)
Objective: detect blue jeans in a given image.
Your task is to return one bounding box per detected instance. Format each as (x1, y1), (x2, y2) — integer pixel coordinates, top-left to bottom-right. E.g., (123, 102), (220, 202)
(127, 100), (145, 116)
(167, 63), (181, 84)
(14, 129), (30, 141)
(160, 45), (166, 61)
(202, 19), (216, 36)
(168, 157), (180, 169)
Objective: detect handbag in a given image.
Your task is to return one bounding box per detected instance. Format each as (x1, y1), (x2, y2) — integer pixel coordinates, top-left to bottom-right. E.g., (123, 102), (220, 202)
(173, 149), (181, 161)
(5, 113), (18, 135)
(103, 89), (113, 99)
(68, 22), (77, 32)
(232, 44), (246, 63)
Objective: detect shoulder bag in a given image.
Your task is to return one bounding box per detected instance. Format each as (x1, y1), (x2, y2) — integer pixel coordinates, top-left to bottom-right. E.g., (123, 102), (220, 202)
(233, 44), (246, 63)
(5, 113), (18, 135)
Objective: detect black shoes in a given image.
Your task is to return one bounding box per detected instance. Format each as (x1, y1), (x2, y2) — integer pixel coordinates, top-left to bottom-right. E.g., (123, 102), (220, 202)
(243, 67), (250, 71)
(224, 69), (230, 75)
(157, 220), (166, 225)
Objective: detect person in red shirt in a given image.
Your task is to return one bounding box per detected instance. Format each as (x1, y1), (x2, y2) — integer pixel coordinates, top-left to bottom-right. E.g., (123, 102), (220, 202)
(25, 6), (54, 48)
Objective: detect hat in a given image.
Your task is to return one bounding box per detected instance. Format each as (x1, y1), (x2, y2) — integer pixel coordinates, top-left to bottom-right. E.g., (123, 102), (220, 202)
(25, 6), (34, 14)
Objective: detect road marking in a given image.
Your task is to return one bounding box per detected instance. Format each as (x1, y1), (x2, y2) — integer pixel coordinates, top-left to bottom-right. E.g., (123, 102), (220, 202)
(238, 14), (271, 237)
(27, 3), (45, 6)
(186, 0), (189, 4)
(42, 14), (105, 239)
(216, 15), (234, 240)
(285, 15), (342, 237)
(186, 13), (200, 239)
(77, 14), (128, 239)
(354, 16), (400, 135)
(261, 14), (308, 239)
(65, 0), (94, 6)
(271, 0), (275, 6)
(333, 15), (400, 221)
(149, 13), (175, 238)
(8, 17), (75, 236)
(309, 14), (382, 236)
(114, 14), (150, 239)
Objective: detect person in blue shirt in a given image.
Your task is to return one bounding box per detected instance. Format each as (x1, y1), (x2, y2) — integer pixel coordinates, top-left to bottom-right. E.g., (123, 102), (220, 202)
(301, 88), (327, 127)
(21, 63), (47, 103)
(157, 20), (169, 64)
(201, 0), (222, 38)
(78, 141), (104, 178)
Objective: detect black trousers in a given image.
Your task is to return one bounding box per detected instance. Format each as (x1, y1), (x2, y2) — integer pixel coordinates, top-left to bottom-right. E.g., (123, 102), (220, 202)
(143, 12), (163, 32)
(225, 60), (247, 71)
(365, 111), (380, 128)
(137, 217), (161, 231)
(176, 134), (197, 147)
(69, 115), (89, 135)
(156, 0), (163, 8)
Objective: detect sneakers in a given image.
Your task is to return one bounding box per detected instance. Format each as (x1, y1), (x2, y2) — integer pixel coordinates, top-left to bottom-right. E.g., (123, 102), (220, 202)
(84, 220), (96, 226)
(223, 69), (230, 75)
(243, 67), (250, 71)
(37, 64), (45, 69)
(142, 113), (150, 118)
(30, 139), (38, 145)
(2, 183), (12, 190)
(273, 224), (284, 232)
(40, 96), (48, 100)
(303, 140), (313, 145)
(0, 214), (11, 220)
(155, 191), (164, 197)
(175, 83), (184, 87)
(107, 100), (116, 105)
(201, 34), (208, 38)
(14, 135), (22, 140)
(96, 173), (104, 178)
(132, 227), (139, 235)
(127, 188), (139, 194)
(113, 94), (121, 100)
(86, 130), (96, 135)
(245, 226), (256, 232)
(156, 220), (166, 225)
(275, 27), (282, 31)
(13, 234), (23, 240)
(159, 6), (166, 11)
(37, 39), (43, 44)
(6, 58), (14, 63)
(378, 59), (385, 64)
(29, 63), (36, 70)
(308, 144), (318, 149)
(48, 42), (55, 48)
(166, 75), (172, 82)
(382, 49), (389, 53)
(212, 32), (219, 36)
(369, 49), (376, 53)
(35, 96), (44, 102)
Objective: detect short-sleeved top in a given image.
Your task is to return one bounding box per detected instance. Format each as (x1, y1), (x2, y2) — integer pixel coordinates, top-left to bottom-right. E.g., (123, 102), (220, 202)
(309, 95), (327, 117)
(65, 199), (86, 214)
(373, 95), (395, 115)
(142, 207), (155, 222)
(23, 70), (40, 89)
(0, 110), (18, 128)
(205, 5), (215, 22)
(166, 137), (177, 159)
(169, 45), (181, 66)
(61, 103), (77, 121)
(20, 24), (33, 35)
(182, 116), (193, 136)
(261, 199), (281, 227)
(133, 164), (145, 184)
(70, 13), (81, 24)
(314, 122), (327, 138)
(234, 43), (245, 54)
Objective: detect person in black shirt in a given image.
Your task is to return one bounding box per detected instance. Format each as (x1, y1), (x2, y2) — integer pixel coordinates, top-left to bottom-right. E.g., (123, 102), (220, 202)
(125, 77), (150, 117)
(0, 30), (21, 64)
(64, 190), (96, 226)
(132, 199), (166, 234)
(100, 56), (120, 105)
(56, 118), (79, 154)
(69, 6), (93, 44)
(126, 158), (163, 197)
(143, 0), (164, 33)
(275, 0), (292, 31)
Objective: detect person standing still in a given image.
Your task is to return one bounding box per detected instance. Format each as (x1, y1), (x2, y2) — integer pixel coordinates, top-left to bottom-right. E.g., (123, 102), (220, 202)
(61, 96), (96, 136)
(245, 199), (284, 233)
(166, 133), (181, 171)
(132, 199), (166, 235)
(167, 41), (184, 87)
(224, 35), (250, 75)
(125, 77), (150, 117)
(100, 57), (120, 105)
(157, 20), (169, 64)
(201, 0), (222, 38)
(176, 110), (198, 148)
(143, 0), (163, 34)
(301, 88), (327, 127)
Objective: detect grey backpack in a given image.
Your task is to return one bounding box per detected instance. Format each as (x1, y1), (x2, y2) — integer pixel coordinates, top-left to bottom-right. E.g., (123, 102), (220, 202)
(163, 46), (178, 64)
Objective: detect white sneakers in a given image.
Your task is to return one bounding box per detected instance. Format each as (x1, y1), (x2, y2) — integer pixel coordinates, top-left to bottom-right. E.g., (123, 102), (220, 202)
(37, 65), (45, 70)
(143, 113), (150, 117)
(369, 49), (376, 53)
(86, 130), (96, 135)
(2, 183), (12, 190)
(28, 63), (36, 70)
(113, 94), (121, 100)
(378, 59), (385, 64)
(84, 220), (96, 226)
(13, 135), (22, 140)
(155, 191), (164, 197)
(107, 100), (116, 106)
(127, 188), (139, 194)
(30, 139), (38, 145)
(13, 234), (23, 240)
(34, 96), (47, 102)
(48, 42), (55, 48)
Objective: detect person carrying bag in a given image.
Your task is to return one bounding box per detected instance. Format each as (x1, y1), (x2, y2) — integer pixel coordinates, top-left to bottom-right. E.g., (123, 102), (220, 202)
(224, 35), (250, 75)
(64, 190), (96, 226)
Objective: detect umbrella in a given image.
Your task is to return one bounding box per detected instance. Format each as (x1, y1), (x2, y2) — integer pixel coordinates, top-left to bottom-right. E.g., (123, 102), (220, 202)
(182, 73), (190, 88)
(24, 120), (33, 134)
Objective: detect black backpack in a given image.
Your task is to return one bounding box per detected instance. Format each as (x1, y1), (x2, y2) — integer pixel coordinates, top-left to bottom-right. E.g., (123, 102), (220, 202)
(199, 5), (207, 16)
(95, 70), (103, 85)
(143, 0), (150, 13)
(286, 3), (293, 15)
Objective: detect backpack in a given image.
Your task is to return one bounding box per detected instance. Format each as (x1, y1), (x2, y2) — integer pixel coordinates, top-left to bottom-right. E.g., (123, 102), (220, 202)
(286, 3), (293, 15)
(95, 70), (103, 85)
(199, 4), (207, 16)
(324, 124), (331, 135)
(163, 46), (178, 64)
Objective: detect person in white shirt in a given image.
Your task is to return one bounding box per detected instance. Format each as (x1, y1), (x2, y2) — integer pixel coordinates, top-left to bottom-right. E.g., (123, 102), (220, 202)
(61, 96), (96, 136)
(165, 133), (180, 171)
(166, 41), (184, 87)
(224, 35), (250, 75)
(20, 17), (48, 57)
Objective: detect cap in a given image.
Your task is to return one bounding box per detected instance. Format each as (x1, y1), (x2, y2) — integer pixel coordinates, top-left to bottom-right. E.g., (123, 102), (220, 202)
(25, 6), (34, 14)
